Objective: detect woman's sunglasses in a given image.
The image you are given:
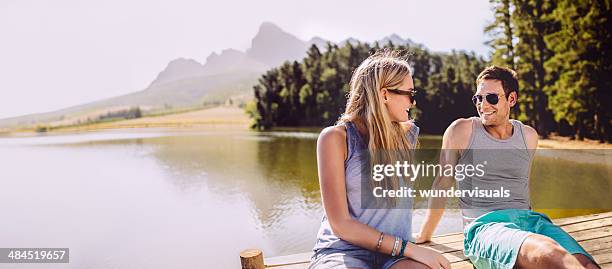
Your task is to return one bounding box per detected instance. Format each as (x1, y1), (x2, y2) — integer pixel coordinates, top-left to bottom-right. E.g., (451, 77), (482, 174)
(387, 88), (416, 104)
(472, 93), (505, 106)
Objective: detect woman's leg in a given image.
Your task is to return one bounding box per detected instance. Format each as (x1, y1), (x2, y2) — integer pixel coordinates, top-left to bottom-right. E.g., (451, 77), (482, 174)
(308, 250), (372, 269)
(389, 258), (430, 269)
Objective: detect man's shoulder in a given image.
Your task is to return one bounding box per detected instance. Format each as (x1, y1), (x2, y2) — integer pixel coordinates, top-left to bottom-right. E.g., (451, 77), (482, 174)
(443, 118), (474, 149)
(521, 124), (538, 139)
(446, 118), (474, 138)
(449, 118), (473, 130)
(519, 123), (539, 149)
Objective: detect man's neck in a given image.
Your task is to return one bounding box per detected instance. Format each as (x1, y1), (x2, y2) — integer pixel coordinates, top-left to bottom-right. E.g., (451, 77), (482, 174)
(483, 120), (514, 140)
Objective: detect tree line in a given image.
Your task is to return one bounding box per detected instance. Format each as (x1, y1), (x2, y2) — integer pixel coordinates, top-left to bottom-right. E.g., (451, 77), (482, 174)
(248, 0), (610, 142)
(246, 42), (486, 135)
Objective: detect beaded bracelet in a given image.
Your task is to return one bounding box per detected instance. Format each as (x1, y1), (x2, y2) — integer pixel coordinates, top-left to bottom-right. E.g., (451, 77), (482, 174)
(375, 232), (384, 252)
(399, 238), (408, 257)
(391, 236), (400, 256)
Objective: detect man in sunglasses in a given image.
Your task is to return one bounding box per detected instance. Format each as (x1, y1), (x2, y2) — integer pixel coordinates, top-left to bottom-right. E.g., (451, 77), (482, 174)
(413, 66), (599, 269)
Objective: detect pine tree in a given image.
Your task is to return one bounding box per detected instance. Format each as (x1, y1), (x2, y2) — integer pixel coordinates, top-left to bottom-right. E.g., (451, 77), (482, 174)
(512, 0), (556, 136)
(544, 0), (612, 141)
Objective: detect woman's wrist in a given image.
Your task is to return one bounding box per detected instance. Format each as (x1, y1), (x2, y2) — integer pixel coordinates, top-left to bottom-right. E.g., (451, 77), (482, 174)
(403, 242), (418, 258)
(398, 238), (408, 257)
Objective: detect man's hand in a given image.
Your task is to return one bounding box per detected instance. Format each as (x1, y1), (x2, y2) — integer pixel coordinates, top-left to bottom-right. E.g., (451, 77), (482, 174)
(412, 232), (432, 244)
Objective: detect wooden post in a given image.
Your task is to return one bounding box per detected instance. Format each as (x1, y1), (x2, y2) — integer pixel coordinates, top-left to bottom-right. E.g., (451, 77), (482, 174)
(240, 248), (265, 269)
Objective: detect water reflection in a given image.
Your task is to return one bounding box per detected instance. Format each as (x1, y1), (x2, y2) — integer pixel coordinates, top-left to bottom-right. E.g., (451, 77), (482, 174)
(0, 129), (608, 269)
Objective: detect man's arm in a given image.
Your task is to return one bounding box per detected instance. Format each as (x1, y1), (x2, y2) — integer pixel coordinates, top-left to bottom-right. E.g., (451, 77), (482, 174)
(523, 125), (538, 151)
(523, 124), (538, 197)
(414, 118), (472, 243)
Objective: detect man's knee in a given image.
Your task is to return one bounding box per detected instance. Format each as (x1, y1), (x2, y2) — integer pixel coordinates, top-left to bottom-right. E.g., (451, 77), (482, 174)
(535, 240), (569, 263)
(573, 254), (600, 269)
(519, 235), (571, 267)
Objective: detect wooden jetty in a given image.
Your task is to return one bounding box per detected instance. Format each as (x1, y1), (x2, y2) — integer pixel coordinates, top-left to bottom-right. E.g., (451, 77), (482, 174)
(240, 211), (612, 269)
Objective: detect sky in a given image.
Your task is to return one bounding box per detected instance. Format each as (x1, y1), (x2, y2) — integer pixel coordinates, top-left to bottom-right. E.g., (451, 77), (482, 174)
(0, 0), (493, 119)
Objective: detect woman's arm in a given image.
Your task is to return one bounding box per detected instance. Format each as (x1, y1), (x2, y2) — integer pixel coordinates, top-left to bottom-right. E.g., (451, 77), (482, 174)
(317, 126), (450, 269)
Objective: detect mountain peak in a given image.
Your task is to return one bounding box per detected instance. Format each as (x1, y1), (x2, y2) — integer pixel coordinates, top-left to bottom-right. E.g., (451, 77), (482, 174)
(380, 34), (414, 46)
(309, 36), (326, 42)
(246, 22), (308, 67)
(202, 49), (268, 75)
(167, 57), (201, 67)
(308, 36), (330, 50)
(205, 49), (243, 62)
(340, 37), (360, 46)
(150, 58), (204, 86)
(258, 21), (284, 34)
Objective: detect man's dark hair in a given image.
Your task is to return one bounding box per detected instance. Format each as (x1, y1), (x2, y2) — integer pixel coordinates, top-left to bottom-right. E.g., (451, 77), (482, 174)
(476, 66), (519, 97)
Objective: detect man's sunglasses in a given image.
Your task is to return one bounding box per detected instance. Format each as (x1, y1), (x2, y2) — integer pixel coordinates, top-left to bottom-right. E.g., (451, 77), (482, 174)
(472, 93), (505, 105)
(387, 88), (416, 104)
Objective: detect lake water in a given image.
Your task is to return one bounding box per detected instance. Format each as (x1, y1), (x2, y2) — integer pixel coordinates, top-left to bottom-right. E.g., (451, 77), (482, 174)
(0, 128), (609, 268)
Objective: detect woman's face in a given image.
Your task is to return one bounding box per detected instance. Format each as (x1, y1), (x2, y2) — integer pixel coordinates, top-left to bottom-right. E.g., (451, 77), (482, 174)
(383, 75), (415, 123)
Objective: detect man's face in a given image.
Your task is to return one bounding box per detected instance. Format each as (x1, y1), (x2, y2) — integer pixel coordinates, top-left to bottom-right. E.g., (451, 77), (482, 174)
(474, 79), (516, 126)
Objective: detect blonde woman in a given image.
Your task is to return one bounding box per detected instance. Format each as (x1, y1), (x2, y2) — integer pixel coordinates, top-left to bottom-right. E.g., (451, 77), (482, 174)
(308, 51), (450, 269)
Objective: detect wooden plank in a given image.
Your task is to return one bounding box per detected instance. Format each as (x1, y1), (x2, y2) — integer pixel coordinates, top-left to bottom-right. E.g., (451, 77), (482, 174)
(568, 225), (612, 242)
(425, 232), (464, 245)
(600, 263), (612, 269)
(575, 236), (612, 253)
(262, 212), (612, 268)
(442, 250), (468, 263)
(592, 249), (612, 265)
(265, 253), (311, 268)
(450, 261), (475, 269)
(560, 217), (612, 233)
(267, 264), (308, 269)
(591, 247), (612, 256)
(553, 211), (612, 226)
(426, 241), (464, 254)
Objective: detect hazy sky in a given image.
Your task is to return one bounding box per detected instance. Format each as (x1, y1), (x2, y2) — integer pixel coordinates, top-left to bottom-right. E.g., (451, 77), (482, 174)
(0, 0), (492, 119)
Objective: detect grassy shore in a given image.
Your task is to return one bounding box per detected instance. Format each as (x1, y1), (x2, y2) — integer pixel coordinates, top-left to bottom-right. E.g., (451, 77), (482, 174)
(30, 106), (251, 133)
(4, 106), (610, 150)
(538, 135), (612, 149)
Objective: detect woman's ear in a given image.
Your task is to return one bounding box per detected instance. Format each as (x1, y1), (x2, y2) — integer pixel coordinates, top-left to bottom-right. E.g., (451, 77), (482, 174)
(381, 89), (388, 103)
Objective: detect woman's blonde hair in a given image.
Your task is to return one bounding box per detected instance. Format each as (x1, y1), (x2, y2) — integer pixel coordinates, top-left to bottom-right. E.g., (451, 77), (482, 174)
(337, 49), (415, 206)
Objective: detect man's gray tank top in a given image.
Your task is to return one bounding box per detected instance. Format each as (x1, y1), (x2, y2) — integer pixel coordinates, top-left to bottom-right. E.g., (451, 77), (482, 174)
(457, 117), (533, 226)
(312, 121), (419, 253)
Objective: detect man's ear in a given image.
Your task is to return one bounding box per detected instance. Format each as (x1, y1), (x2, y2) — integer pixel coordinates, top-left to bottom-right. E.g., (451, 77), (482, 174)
(508, 92), (517, 107)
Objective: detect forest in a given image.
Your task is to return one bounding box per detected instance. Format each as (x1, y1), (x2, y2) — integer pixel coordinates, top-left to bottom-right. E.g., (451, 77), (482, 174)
(247, 0), (611, 142)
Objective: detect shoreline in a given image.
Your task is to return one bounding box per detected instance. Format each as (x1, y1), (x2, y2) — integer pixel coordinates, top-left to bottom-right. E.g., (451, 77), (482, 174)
(2, 106), (610, 150)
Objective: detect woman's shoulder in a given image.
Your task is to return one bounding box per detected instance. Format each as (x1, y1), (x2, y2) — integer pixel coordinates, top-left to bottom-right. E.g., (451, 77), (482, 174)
(401, 121), (419, 136)
(317, 124), (349, 160)
(318, 124), (347, 146)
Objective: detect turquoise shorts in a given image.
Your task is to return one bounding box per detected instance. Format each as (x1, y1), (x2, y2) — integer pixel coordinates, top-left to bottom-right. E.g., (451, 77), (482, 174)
(463, 209), (593, 269)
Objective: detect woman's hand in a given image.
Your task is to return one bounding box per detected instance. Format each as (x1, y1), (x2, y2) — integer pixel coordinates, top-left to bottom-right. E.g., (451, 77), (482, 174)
(405, 243), (451, 269)
(412, 232), (432, 244)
